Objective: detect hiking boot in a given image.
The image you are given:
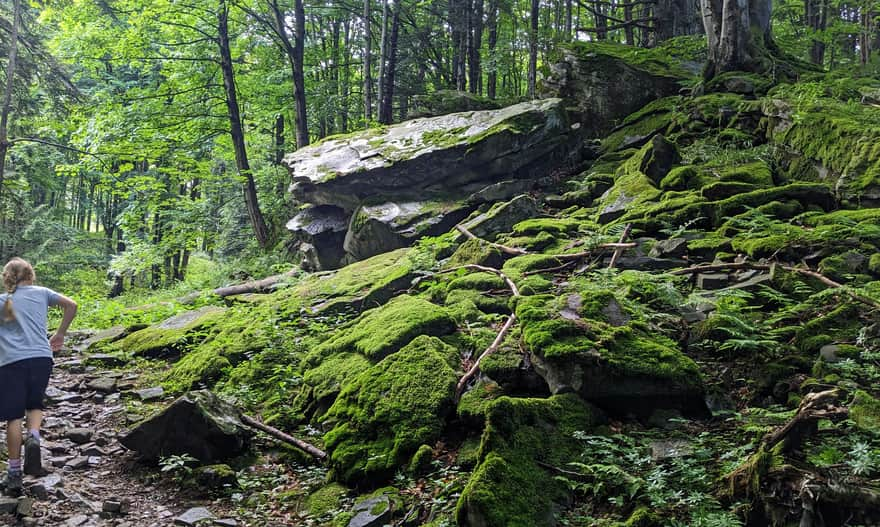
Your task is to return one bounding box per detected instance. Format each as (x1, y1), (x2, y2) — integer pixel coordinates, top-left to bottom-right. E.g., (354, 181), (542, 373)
(1, 471), (22, 496)
(24, 434), (42, 476)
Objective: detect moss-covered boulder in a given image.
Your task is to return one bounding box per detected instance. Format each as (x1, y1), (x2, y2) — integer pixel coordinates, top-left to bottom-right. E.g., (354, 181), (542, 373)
(313, 294), (456, 362)
(115, 307), (226, 359)
(409, 89), (503, 118)
(516, 285), (705, 415)
(542, 41), (695, 137)
(323, 335), (458, 483)
(456, 394), (603, 527)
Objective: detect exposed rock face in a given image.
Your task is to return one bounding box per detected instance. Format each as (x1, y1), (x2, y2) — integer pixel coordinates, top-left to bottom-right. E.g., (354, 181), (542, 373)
(120, 390), (249, 462)
(541, 42), (689, 137)
(343, 201), (474, 261)
(284, 98), (575, 211)
(409, 89), (502, 118)
(283, 99), (580, 269)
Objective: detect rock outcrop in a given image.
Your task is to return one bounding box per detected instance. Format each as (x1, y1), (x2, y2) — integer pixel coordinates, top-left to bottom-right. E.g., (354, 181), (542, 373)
(284, 98), (580, 269)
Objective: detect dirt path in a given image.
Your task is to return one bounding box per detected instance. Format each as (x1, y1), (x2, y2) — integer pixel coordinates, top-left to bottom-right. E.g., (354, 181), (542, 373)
(1, 348), (246, 527)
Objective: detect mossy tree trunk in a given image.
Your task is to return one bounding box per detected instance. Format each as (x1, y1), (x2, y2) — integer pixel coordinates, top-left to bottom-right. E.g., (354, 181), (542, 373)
(701, 0), (774, 77)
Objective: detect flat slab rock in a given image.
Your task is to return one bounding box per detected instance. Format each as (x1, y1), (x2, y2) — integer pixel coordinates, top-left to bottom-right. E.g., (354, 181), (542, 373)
(285, 98), (574, 210)
(174, 507), (214, 526)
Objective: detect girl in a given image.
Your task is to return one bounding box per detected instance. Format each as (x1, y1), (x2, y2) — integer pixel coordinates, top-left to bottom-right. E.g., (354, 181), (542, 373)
(0, 258), (77, 495)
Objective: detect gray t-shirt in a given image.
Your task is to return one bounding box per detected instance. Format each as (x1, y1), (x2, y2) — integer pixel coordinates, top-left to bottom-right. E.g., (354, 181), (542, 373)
(0, 285), (60, 367)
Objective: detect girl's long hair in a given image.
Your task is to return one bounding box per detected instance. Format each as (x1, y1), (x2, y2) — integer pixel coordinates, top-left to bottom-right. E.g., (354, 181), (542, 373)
(2, 258), (35, 323)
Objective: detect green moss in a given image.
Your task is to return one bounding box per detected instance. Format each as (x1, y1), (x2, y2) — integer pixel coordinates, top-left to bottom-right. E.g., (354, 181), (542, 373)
(870, 254), (880, 275)
(455, 394), (603, 527)
(446, 238), (504, 268)
(163, 347), (231, 393)
(501, 254), (563, 280)
(456, 437), (482, 468)
(305, 483), (349, 517)
(408, 444), (435, 475)
(458, 380), (504, 423)
(446, 272), (507, 293)
(313, 295), (456, 362)
(659, 165), (699, 190)
(294, 352), (373, 422)
(115, 308), (226, 358)
(850, 390), (880, 433)
(323, 335), (458, 483)
(622, 506), (663, 527)
(512, 217), (582, 236)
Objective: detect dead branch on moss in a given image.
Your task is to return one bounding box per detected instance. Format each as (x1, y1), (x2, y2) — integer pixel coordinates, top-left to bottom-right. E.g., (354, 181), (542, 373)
(240, 414), (327, 460)
(440, 263), (521, 402)
(456, 225), (528, 256)
(671, 261), (880, 310)
(522, 261), (576, 276)
(723, 389), (847, 499)
(608, 224), (633, 269)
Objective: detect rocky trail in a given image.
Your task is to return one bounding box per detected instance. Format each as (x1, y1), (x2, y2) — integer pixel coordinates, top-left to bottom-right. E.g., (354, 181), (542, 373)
(0, 345), (246, 527)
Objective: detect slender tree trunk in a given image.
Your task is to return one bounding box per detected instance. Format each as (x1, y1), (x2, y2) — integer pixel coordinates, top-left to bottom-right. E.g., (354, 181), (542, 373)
(565, 0), (573, 39)
(805, 0), (827, 65)
(469, 0), (484, 94)
(364, 0), (373, 123)
(218, 0), (271, 248)
(487, 0), (498, 99)
(528, 0), (539, 98)
(342, 18), (351, 132)
(0, 0), (22, 203)
(293, 0), (308, 147)
(378, 0), (388, 113)
(274, 114), (284, 165)
(379, 1), (400, 124)
(624, 4), (635, 45)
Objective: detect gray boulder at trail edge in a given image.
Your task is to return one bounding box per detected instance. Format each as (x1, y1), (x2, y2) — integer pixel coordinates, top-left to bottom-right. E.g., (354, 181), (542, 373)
(284, 98), (577, 212)
(120, 390), (249, 462)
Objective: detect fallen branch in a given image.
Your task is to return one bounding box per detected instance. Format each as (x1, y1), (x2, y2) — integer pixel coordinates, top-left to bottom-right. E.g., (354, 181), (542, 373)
(212, 269), (299, 298)
(723, 389), (847, 499)
(439, 264), (520, 296)
(240, 414), (327, 460)
(456, 224), (527, 256)
(608, 224), (633, 269)
(670, 261), (880, 310)
(522, 261), (576, 276)
(456, 314), (518, 401)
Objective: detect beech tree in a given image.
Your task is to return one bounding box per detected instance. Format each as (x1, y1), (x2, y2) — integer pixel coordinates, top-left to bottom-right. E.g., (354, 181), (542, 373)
(701, 0), (774, 77)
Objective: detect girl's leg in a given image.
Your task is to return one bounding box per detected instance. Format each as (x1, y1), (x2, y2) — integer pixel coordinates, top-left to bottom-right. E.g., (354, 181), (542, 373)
(6, 419), (22, 464)
(25, 409), (42, 439)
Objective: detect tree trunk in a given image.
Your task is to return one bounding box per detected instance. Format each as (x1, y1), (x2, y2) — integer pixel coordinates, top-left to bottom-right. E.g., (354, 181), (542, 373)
(528, 0), (539, 98)
(0, 0), (22, 203)
(377, 0), (388, 117)
(487, 0), (498, 99)
(364, 0), (373, 123)
(218, 0), (271, 248)
(274, 114), (284, 165)
(379, 1), (400, 125)
(701, 0), (773, 77)
(805, 0), (827, 64)
(469, 0), (484, 94)
(293, 0), (309, 147)
(341, 18), (351, 132)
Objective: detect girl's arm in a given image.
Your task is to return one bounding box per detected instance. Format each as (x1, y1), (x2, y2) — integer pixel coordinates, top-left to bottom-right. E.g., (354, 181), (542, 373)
(49, 294), (78, 352)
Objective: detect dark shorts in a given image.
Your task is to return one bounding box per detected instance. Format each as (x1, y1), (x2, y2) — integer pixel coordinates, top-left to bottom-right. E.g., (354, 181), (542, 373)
(0, 357), (53, 421)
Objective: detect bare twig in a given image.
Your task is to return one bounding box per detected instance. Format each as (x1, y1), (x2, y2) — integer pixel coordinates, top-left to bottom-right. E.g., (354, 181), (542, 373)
(608, 224), (633, 269)
(456, 224), (527, 256)
(240, 414), (326, 460)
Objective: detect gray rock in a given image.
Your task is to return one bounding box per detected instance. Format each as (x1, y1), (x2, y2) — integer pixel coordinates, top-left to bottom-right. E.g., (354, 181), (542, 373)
(65, 456), (90, 470)
(133, 386), (165, 402)
(156, 307), (226, 331)
(285, 99), (576, 212)
(696, 273), (729, 290)
(409, 89), (501, 118)
(213, 519), (238, 527)
(348, 495), (391, 527)
(597, 191), (634, 224)
(175, 507), (214, 526)
(102, 498), (131, 514)
(344, 200), (473, 261)
(65, 514), (90, 526)
(86, 377), (117, 394)
(120, 390), (250, 462)
(541, 44), (687, 137)
(819, 344), (842, 363)
(651, 439), (693, 460)
(640, 135), (680, 184)
(0, 497), (18, 514)
(286, 205), (350, 271)
(650, 238), (688, 259)
(460, 194), (539, 241)
(16, 497), (34, 516)
(66, 428), (93, 444)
